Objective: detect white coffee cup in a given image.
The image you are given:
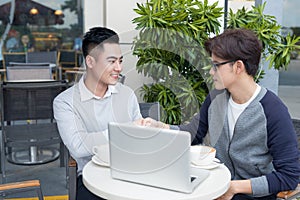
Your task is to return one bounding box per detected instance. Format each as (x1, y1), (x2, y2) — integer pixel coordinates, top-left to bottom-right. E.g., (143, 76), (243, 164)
(92, 144), (109, 164)
(190, 145), (216, 166)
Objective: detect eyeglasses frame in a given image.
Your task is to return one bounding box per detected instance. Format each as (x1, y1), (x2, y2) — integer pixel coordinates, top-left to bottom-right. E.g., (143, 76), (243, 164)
(211, 60), (236, 71)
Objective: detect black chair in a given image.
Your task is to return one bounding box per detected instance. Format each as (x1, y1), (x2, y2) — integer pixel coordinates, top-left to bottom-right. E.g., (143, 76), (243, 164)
(26, 51), (60, 80)
(76, 51), (84, 68)
(26, 51), (58, 64)
(277, 119), (300, 199)
(6, 66), (53, 81)
(6, 62), (54, 81)
(292, 119), (300, 153)
(9, 62), (52, 66)
(67, 151), (77, 200)
(2, 52), (26, 80)
(58, 50), (77, 68)
(139, 102), (160, 121)
(64, 69), (85, 84)
(2, 52), (26, 69)
(0, 80), (68, 182)
(277, 184), (300, 199)
(0, 180), (44, 200)
(58, 50), (78, 81)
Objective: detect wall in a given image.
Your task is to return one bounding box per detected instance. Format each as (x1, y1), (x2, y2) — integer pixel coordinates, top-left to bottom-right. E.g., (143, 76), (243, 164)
(83, 0), (104, 33)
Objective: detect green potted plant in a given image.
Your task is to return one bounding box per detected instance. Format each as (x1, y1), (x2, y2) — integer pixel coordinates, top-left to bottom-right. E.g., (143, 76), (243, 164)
(227, 2), (300, 71)
(132, 0), (300, 124)
(132, 0), (222, 124)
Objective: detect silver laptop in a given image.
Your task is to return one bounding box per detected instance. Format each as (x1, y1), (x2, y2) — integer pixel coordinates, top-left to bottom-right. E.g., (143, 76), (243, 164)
(108, 122), (209, 193)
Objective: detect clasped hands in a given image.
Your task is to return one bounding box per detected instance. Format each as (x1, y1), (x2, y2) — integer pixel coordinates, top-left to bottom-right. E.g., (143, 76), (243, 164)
(134, 117), (169, 129)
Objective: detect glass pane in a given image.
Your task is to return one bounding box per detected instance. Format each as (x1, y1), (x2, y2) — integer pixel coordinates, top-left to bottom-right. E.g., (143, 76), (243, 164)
(280, 0), (300, 86)
(283, 0), (300, 60)
(0, 0), (83, 56)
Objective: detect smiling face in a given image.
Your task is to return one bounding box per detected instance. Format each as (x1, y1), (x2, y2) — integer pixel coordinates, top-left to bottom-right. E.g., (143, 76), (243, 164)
(86, 43), (123, 88)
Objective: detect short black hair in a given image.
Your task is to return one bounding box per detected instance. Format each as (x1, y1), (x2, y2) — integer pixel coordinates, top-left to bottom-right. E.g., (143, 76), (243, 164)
(82, 27), (119, 58)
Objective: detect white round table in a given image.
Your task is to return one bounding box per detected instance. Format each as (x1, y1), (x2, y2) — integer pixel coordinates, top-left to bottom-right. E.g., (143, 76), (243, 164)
(83, 161), (231, 200)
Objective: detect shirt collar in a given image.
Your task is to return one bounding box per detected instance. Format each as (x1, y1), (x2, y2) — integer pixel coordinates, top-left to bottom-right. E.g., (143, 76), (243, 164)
(78, 76), (119, 101)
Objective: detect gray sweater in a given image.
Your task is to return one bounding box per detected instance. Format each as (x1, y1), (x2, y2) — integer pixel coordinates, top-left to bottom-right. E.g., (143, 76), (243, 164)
(177, 88), (300, 197)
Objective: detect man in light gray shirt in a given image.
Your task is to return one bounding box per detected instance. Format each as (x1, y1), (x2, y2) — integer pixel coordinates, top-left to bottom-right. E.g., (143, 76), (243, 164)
(53, 27), (142, 200)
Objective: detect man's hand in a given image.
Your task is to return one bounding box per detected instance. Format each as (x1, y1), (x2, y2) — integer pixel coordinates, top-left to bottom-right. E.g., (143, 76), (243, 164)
(215, 180), (252, 200)
(134, 117), (169, 129)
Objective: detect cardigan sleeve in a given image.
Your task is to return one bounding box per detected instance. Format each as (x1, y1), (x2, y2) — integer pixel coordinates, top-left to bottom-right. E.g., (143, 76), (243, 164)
(178, 94), (211, 145)
(261, 91), (300, 194)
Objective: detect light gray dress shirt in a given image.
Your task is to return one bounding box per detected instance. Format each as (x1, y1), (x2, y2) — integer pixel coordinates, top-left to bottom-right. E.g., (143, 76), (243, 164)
(53, 76), (142, 174)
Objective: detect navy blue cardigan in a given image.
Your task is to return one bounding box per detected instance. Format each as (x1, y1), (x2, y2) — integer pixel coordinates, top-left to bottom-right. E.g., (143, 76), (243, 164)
(178, 88), (300, 196)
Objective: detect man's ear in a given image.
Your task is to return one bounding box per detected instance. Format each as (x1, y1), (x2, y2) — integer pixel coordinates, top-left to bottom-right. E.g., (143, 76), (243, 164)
(235, 60), (245, 74)
(85, 55), (95, 69)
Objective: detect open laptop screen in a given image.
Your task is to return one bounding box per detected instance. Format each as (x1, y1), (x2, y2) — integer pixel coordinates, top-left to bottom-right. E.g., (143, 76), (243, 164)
(108, 122), (209, 193)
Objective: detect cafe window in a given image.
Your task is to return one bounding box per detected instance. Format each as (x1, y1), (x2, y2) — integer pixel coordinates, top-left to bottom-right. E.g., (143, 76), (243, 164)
(0, 0), (83, 53)
(228, 0), (255, 12)
(282, 0), (300, 60)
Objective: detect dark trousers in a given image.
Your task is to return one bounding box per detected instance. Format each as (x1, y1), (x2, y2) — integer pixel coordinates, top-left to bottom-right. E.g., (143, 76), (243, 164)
(232, 193), (277, 200)
(76, 175), (106, 200)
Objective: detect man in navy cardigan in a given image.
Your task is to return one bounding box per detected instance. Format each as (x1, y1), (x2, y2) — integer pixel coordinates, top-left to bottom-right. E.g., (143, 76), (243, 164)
(140, 28), (300, 200)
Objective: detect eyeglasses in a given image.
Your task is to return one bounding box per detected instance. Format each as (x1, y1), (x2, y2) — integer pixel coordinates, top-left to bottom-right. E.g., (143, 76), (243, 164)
(211, 60), (236, 71)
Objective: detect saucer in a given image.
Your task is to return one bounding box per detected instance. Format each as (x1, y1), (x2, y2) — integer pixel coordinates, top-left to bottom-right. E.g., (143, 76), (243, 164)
(92, 155), (110, 167)
(191, 158), (221, 170)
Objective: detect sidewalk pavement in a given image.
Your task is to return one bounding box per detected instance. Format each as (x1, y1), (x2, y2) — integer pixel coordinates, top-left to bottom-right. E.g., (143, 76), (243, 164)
(278, 85), (300, 120)
(0, 152), (67, 199)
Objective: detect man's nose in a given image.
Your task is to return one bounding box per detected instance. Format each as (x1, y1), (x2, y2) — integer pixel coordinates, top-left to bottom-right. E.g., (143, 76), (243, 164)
(209, 67), (214, 75)
(114, 61), (122, 71)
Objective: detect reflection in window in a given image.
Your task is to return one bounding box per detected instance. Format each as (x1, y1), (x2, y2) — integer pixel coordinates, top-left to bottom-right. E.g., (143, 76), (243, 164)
(283, 0), (300, 60)
(0, 0), (83, 53)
